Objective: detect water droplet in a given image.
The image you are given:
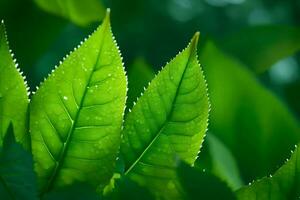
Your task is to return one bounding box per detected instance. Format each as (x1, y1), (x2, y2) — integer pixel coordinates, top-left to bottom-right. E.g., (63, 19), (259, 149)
(63, 96), (68, 100)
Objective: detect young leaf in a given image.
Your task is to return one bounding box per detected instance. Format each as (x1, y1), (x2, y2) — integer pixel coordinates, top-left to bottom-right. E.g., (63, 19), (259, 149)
(0, 20), (29, 148)
(121, 33), (210, 199)
(34, 0), (105, 26)
(200, 41), (300, 182)
(0, 124), (37, 200)
(178, 162), (236, 200)
(30, 10), (127, 195)
(236, 144), (300, 199)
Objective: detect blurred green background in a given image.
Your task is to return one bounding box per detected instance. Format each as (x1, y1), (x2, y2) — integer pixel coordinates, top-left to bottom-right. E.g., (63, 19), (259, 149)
(1, 0), (300, 192)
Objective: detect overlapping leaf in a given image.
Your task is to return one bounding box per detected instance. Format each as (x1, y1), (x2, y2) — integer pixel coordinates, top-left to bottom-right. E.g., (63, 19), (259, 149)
(121, 33), (210, 199)
(200, 41), (300, 182)
(178, 162), (236, 200)
(0, 125), (37, 200)
(103, 177), (154, 200)
(0, 20), (29, 148)
(30, 10), (127, 195)
(236, 144), (300, 200)
(198, 134), (244, 190)
(34, 0), (105, 26)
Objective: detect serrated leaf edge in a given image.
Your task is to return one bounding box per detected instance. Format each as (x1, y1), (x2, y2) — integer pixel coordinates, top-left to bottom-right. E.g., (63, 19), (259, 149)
(124, 32), (210, 174)
(1, 20), (30, 99)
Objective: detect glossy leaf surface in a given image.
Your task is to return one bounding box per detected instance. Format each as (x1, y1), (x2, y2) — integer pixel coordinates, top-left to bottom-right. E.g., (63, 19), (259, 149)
(121, 33), (210, 199)
(30, 11), (127, 194)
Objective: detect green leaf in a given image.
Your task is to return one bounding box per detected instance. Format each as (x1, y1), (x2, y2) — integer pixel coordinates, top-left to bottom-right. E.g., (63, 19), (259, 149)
(220, 25), (300, 73)
(200, 41), (300, 182)
(197, 134), (243, 190)
(30, 10), (127, 195)
(121, 32), (210, 199)
(236, 144), (300, 200)
(178, 162), (236, 200)
(127, 58), (155, 111)
(0, 20), (29, 148)
(34, 0), (105, 26)
(0, 124), (37, 200)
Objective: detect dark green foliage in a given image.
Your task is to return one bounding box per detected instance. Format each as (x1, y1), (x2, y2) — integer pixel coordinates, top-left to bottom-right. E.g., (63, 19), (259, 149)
(43, 183), (100, 200)
(236, 144), (300, 200)
(126, 58), (155, 111)
(178, 162), (236, 200)
(221, 26), (300, 73)
(0, 125), (37, 200)
(103, 177), (154, 200)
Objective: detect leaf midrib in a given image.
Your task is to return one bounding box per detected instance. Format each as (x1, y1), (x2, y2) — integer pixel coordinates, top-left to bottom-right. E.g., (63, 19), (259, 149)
(40, 20), (109, 195)
(124, 42), (197, 175)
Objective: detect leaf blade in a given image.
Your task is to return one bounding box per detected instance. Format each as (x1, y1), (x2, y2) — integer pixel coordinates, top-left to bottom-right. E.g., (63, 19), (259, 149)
(236, 144), (300, 200)
(121, 32), (210, 199)
(0, 21), (29, 148)
(30, 10), (127, 194)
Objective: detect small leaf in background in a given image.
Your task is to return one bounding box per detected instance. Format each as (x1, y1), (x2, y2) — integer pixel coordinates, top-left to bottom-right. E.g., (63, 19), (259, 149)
(198, 134), (244, 190)
(220, 25), (300, 73)
(121, 32), (210, 199)
(200, 41), (300, 182)
(127, 57), (155, 111)
(0, 20), (29, 148)
(236, 144), (300, 200)
(0, 124), (37, 200)
(33, 0), (105, 26)
(30, 10), (127, 195)
(178, 162), (236, 200)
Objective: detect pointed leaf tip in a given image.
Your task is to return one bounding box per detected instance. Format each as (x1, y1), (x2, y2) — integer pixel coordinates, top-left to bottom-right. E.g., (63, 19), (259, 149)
(106, 8), (111, 15)
(104, 8), (111, 23)
(189, 32), (200, 53)
(192, 32), (200, 43)
(120, 30), (209, 199)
